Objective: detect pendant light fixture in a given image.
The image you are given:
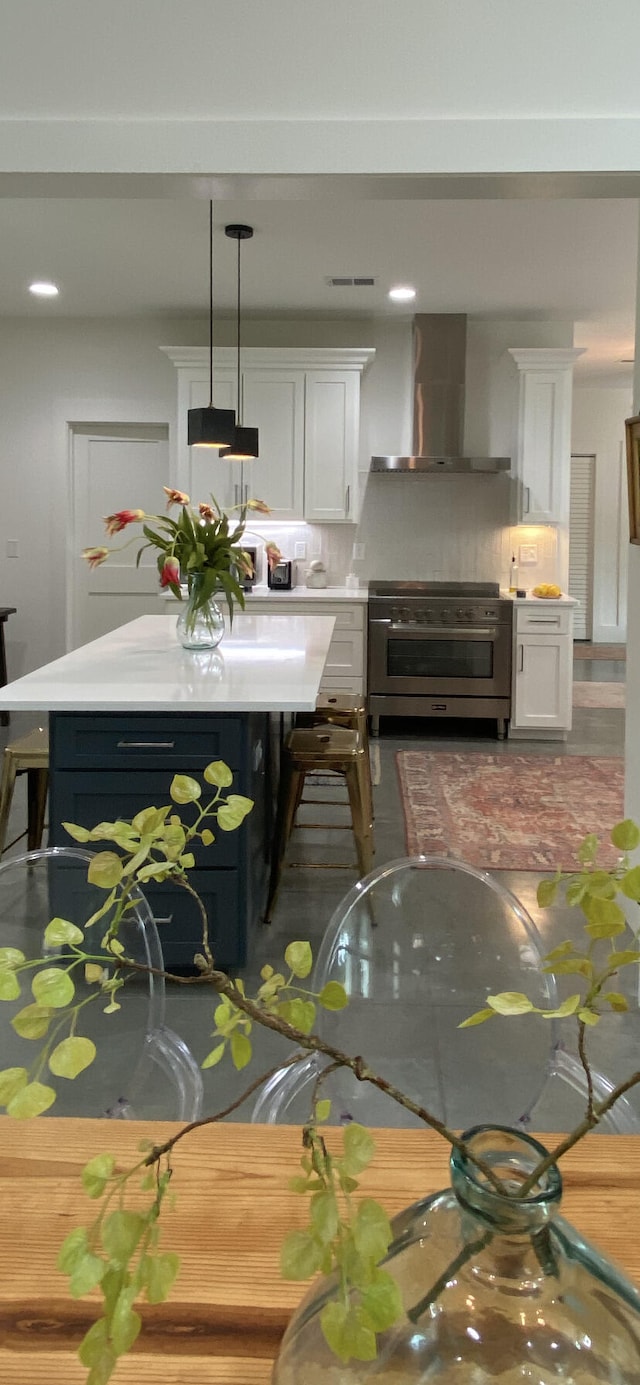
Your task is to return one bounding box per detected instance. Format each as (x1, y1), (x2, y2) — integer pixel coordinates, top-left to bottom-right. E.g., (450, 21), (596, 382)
(220, 223), (259, 462)
(188, 201), (236, 449)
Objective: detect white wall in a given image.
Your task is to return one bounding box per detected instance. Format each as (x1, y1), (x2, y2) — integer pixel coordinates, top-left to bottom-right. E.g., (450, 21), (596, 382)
(571, 387), (631, 642)
(1, 2), (640, 176)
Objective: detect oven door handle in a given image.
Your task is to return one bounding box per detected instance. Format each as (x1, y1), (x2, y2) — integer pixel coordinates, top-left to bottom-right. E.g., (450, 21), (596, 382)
(387, 624), (501, 637)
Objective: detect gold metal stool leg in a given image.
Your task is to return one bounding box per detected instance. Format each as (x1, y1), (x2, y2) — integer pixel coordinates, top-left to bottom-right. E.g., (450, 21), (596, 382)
(345, 757), (375, 879)
(0, 750), (18, 858)
(265, 759), (305, 924)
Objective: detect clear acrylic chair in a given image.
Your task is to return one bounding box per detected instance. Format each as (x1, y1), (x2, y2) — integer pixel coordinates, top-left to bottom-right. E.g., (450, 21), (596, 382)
(252, 855), (639, 1134)
(0, 847), (203, 1121)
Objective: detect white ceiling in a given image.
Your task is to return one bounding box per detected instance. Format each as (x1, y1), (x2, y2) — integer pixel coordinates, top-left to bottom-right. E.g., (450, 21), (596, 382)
(0, 195), (636, 383)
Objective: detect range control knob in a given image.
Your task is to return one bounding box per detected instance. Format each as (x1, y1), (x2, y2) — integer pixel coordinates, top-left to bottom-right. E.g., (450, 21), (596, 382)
(440, 609), (450, 621)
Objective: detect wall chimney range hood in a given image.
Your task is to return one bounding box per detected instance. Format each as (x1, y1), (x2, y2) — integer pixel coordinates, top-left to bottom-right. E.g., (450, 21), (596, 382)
(371, 314), (510, 474)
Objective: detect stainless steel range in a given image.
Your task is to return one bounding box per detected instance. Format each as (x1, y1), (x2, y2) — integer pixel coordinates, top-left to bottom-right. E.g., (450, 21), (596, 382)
(368, 581), (512, 738)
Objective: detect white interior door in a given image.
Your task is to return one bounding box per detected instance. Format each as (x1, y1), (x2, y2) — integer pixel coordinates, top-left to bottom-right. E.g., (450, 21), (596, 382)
(69, 423), (169, 648)
(569, 454), (595, 641)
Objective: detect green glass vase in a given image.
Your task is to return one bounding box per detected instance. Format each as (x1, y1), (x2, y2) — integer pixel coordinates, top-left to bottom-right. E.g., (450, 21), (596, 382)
(273, 1126), (640, 1383)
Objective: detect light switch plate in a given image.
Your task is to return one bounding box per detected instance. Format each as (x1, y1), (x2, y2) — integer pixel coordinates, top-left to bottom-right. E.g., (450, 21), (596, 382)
(294, 541), (307, 559)
(519, 543), (538, 565)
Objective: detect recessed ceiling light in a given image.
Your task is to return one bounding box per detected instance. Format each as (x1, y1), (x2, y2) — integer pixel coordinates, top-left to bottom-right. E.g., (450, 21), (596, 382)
(29, 281), (59, 298)
(388, 285), (416, 303)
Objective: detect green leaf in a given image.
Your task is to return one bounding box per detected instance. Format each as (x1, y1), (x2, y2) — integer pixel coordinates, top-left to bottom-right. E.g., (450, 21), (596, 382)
(310, 1189), (339, 1244)
(621, 866), (640, 901)
(43, 917), (85, 947)
(202, 1042), (227, 1069)
(110, 1287), (141, 1356)
(79, 1318), (111, 1369)
(0, 1066), (28, 1106)
(169, 774), (202, 804)
(316, 1099), (331, 1123)
(87, 852), (124, 890)
(578, 833), (599, 864)
(204, 760), (234, 788)
(32, 967), (75, 1009)
(486, 991), (534, 1016)
(101, 1210), (146, 1266)
(604, 991), (629, 1012)
(578, 1008), (600, 1026)
(7, 1081), (56, 1118)
(11, 1003), (53, 1039)
(0, 969), (20, 1000)
(201, 828), (215, 846)
(360, 1270), (403, 1332)
(458, 1006), (495, 1028)
(230, 1031), (252, 1070)
(69, 1251), (107, 1298)
(566, 881), (587, 907)
(540, 994), (581, 1019)
(82, 1153), (116, 1199)
(0, 946), (25, 969)
(608, 949), (640, 967)
(542, 958), (592, 978)
(280, 1229), (324, 1280)
(544, 940), (575, 961)
(217, 795), (254, 831)
(353, 1198), (393, 1262)
(144, 1251), (180, 1304)
(320, 1300), (377, 1364)
(318, 981), (348, 1011)
(284, 940), (313, 979)
(57, 1225), (89, 1274)
(277, 997), (316, 1034)
(536, 878), (559, 908)
(583, 895), (626, 939)
(49, 1036), (97, 1079)
(611, 819), (640, 852)
(63, 821), (93, 844)
(341, 1123), (375, 1176)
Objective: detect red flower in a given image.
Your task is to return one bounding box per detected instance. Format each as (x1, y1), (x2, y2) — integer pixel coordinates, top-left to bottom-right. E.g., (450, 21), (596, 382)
(82, 546), (110, 569)
(103, 508), (145, 536)
(246, 498), (271, 515)
(159, 558), (181, 589)
(198, 502), (217, 521)
(265, 542), (282, 571)
(163, 487), (190, 509)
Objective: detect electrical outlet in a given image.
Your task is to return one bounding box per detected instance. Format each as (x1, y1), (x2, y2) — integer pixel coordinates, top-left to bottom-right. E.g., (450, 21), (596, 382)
(519, 543), (538, 565)
(6, 540), (18, 557)
(352, 542), (365, 560)
(294, 541), (307, 560)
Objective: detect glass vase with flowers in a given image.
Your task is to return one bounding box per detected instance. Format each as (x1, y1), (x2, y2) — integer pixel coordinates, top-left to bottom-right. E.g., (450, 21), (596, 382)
(82, 487), (282, 648)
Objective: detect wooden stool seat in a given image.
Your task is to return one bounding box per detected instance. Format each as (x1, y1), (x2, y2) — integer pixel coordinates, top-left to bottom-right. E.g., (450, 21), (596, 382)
(264, 723), (374, 923)
(0, 726), (49, 858)
(295, 693), (373, 826)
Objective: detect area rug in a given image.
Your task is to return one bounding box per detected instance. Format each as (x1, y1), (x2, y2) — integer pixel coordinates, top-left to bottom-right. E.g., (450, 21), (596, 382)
(572, 681), (625, 709)
(573, 643), (626, 660)
(396, 751), (624, 870)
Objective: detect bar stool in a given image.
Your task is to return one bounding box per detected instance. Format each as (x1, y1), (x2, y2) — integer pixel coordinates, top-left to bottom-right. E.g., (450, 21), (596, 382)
(0, 727), (49, 858)
(265, 724), (374, 924)
(295, 693), (374, 827)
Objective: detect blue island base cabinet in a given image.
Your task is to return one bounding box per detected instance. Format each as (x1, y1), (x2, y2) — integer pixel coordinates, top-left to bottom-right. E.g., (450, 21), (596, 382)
(49, 712), (274, 971)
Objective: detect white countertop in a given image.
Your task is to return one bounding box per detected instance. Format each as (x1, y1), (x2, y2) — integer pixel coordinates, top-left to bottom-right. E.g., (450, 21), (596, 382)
(163, 583), (367, 604)
(506, 593), (577, 606)
(0, 614), (337, 713)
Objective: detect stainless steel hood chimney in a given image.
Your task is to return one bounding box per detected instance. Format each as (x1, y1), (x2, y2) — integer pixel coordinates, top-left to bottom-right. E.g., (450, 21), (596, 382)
(371, 314), (510, 474)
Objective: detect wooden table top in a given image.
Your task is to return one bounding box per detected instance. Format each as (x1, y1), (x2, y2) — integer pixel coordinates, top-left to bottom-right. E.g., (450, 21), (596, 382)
(0, 1118), (638, 1384)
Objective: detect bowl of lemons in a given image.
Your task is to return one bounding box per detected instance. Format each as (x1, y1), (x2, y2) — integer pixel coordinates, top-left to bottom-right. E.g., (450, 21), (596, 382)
(531, 582), (562, 599)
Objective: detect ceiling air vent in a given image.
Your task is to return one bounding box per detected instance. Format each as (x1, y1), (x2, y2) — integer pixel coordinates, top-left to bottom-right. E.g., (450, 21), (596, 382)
(326, 276), (376, 288)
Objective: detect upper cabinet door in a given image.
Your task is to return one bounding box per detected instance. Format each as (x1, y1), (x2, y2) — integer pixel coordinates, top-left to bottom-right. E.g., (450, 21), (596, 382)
(508, 348), (584, 526)
(304, 370), (359, 523)
(240, 369), (305, 519)
(180, 368), (237, 512)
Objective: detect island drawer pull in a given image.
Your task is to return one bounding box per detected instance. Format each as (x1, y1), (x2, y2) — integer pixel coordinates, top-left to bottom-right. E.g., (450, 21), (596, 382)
(116, 739), (176, 749)
(153, 916), (174, 926)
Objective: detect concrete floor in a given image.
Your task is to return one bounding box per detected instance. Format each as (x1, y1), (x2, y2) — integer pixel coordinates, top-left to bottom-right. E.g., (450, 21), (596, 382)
(1, 651), (637, 1135)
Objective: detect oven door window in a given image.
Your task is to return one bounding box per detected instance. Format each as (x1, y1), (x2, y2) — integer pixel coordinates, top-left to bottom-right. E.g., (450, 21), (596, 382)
(388, 636), (494, 680)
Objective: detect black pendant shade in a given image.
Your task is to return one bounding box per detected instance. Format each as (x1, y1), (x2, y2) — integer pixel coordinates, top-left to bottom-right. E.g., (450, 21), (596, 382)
(220, 223), (259, 462)
(188, 201), (237, 450)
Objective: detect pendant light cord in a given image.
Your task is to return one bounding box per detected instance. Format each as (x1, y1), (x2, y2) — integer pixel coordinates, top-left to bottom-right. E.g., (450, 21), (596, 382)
(208, 199), (214, 406)
(236, 232), (242, 425)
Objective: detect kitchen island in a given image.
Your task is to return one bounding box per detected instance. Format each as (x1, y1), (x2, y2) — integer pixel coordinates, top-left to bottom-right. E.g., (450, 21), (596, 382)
(0, 613), (336, 968)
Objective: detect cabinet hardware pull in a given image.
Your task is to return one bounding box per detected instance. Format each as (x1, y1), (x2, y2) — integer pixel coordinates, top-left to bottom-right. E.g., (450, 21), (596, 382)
(116, 740), (176, 749)
(345, 484), (350, 514)
(527, 618), (559, 624)
(518, 644), (524, 673)
(524, 485), (530, 513)
(153, 916), (174, 926)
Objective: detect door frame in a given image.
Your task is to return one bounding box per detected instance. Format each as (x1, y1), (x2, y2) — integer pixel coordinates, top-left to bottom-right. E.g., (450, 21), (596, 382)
(569, 452), (596, 642)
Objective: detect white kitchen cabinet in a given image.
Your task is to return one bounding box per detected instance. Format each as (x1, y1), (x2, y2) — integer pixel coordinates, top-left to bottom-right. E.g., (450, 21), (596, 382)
(243, 596), (366, 694)
(508, 348), (584, 525)
(510, 601), (574, 737)
(162, 347), (374, 523)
